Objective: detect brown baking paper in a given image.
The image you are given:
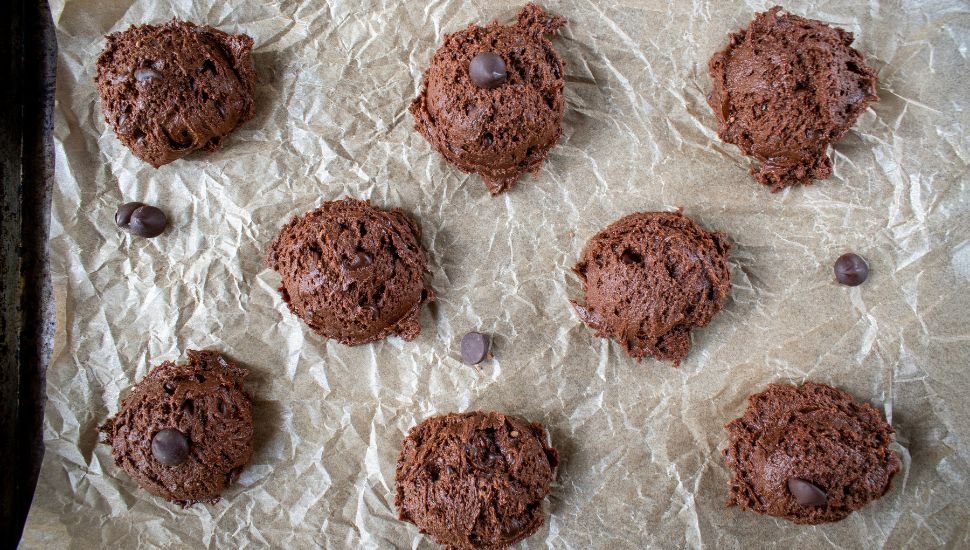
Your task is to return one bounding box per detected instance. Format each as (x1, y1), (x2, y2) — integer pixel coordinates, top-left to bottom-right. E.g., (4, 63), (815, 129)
(22, 0), (970, 547)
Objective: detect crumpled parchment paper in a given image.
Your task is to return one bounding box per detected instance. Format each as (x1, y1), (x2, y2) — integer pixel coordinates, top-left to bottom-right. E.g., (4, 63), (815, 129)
(22, 0), (970, 547)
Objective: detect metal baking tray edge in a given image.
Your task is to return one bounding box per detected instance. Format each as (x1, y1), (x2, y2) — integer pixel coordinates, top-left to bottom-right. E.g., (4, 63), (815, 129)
(1, 0), (56, 545)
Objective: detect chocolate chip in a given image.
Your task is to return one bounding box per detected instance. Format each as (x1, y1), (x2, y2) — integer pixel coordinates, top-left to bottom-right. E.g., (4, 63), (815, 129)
(348, 251), (373, 270)
(787, 478), (828, 507)
(460, 332), (490, 365)
(115, 202), (143, 227)
(127, 204), (167, 237)
(469, 53), (507, 89)
(151, 428), (190, 466)
(116, 202), (167, 238)
(834, 253), (869, 286)
(134, 67), (161, 82)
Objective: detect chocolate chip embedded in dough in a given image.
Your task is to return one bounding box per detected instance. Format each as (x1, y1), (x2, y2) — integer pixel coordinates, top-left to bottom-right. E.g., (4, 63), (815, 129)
(151, 428), (190, 466)
(469, 53), (507, 89)
(787, 478), (828, 507)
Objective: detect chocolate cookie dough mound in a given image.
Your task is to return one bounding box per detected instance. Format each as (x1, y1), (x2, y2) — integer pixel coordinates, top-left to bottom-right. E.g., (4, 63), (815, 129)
(410, 4), (566, 195)
(266, 198), (434, 346)
(708, 6), (878, 191)
(396, 412), (559, 549)
(570, 211), (731, 365)
(724, 382), (901, 524)
(99, 350), (253, 505)
(95, 20), (257, 167)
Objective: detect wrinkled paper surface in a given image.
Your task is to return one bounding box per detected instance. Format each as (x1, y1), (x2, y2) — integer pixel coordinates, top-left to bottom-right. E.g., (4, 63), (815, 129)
(23, 0), (970, 547)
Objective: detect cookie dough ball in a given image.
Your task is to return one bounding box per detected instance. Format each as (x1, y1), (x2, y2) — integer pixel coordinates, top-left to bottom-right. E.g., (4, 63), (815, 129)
(95, 20), (257, 167)
(570, 211), (731, 365)
(410, 4), (567, 195)
(724, 382), (901, 524)
(708, 6), (878, 191)
(98, 350), (253, 505)
(266, 198), (434, 346)
(395, 412), (559, 549)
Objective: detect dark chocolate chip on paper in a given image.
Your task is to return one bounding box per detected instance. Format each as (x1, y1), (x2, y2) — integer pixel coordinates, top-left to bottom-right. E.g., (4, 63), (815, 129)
(460, 332), (490, 365)
(834, 253), (869, 286)
(116, 201), (167, 238)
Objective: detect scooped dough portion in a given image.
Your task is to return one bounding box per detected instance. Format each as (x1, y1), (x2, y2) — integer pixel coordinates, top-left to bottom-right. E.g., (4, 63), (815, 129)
(410, 4), (567, 195)
(95, 20), (257, 167)
(99, 350), (253, 506)
(395, 411), (559, 549)
(571, 211), (731, 365)
(723, 382), (901, 524)
(265, 198), (434, 346)
(708, 6), (878, 191)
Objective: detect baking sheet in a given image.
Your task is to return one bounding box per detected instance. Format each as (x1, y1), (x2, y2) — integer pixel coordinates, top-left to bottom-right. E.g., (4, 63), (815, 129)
(22, 0), (970, 547)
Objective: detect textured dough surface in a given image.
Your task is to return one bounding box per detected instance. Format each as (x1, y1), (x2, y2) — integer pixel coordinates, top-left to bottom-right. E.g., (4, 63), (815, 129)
(95, 20), (257, 167)
(410, 4), (566, 195)
(266, 198), (434, 346)
(571, 211), (731, 365)
(708, 6), (878, 191)
(98, 350), (253, 506)
(723, 382), (901, 524)
(395, 411), (559, 550)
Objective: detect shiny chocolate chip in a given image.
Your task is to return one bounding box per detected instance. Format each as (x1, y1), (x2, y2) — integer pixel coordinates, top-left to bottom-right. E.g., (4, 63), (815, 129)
(460, 332), (490, 365)
(787, 478), (828, 507)
(469, 53), (507, 89)
(115, 202), (143, 227)
(834, 253), (869, 286)
(116, 202), (167, 238)
(151, 428), (190, 466)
